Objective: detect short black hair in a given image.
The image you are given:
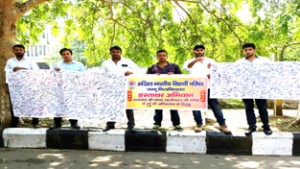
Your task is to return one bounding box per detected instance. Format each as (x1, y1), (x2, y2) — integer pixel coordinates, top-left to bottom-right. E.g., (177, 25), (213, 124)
(13, 44), (25, 50)
(156, 49), (168, 55)
(242, 43), (256, 49)
(193, 44), (205, 50)
(110, 46), (122, 52)
(59, 48), (72, 55)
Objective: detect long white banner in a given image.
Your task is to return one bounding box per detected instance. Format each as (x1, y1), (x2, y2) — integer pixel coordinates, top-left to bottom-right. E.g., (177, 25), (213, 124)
(210, 62), (300, 99)
(8, 70), (126, 121)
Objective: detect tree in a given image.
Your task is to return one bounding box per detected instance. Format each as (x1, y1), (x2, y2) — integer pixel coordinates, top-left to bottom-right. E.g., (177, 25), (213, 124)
(0, 0), (50, 126)
(247, 0), (300, 116)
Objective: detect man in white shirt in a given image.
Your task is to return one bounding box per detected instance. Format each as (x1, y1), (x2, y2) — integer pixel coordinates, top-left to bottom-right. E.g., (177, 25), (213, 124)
(236, 43), (272, 136)
(4, 44), (40, 128)
(183, 44), (230, 134)
(101, 46), (138, 131)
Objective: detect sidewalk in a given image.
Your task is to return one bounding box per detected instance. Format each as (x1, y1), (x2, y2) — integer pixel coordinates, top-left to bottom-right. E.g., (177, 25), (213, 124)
(78, 109), (298, 132)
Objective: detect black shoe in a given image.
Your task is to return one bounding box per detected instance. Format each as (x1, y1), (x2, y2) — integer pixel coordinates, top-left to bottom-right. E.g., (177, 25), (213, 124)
(50, 123), (61, 129)
(245, 128), (256, 136)
(127, 125), (135, 132)
(32, 124), (40, 128)
(103, 125), (115, 132)
(71, 123), (80, 129)
(263, 128), (272, 135)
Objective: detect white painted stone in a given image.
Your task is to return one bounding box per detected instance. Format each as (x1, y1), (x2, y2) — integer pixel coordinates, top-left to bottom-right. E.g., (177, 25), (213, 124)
(231, 131), (247, 137)
(166, 130), (206, 153)
(88, 129), (125, 151)
(3, 128), (47, 148)
(252, 132), (293, 156)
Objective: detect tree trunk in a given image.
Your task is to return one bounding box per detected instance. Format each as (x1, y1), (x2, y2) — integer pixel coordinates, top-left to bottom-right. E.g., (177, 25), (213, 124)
(0, 0), (49, 126)
(273, 48), (284, 116)
(0, 0), (19, 127)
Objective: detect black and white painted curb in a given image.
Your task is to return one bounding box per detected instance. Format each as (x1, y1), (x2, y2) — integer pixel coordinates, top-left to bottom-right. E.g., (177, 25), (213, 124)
(0, 128), (299, 156)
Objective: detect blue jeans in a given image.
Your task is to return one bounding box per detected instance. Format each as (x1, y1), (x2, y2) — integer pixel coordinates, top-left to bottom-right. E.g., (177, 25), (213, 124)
(193, 89), (226, 126)
(154, 109), (180, 126)
(242, 99), (270, 129)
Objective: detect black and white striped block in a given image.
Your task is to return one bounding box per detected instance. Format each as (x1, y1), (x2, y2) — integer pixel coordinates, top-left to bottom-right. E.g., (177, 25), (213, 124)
(89, 129), (125, 151)
(0, 128), (299, 156)
(3, 128), (47, 148)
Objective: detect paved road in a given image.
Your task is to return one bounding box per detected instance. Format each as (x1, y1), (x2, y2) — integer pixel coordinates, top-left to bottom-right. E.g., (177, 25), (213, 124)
(1, 149), (300, 169)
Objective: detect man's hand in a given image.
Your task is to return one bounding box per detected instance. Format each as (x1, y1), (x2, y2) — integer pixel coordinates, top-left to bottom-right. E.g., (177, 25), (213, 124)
(13, 67), (27, 72)
(124, 71), (133, 76)
(167, 72), (174, 75)
(54, 68), (61, 71)
(207, 63), (211, 68)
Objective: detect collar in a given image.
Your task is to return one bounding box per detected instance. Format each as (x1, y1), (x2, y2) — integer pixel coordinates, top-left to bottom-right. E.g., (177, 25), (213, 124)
(110, 57), (123, 63)
(62, 60), (76, 64)
(194, 55), (206, 59)
(155, 62), (170, 67)
(13, 56), (26, 61)
(245, 55), (259, 60)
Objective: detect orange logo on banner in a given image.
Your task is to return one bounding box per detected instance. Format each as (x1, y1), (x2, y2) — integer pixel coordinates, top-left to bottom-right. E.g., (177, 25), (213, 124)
(200, 90), (206, 102)
(127, 90), (132, 101)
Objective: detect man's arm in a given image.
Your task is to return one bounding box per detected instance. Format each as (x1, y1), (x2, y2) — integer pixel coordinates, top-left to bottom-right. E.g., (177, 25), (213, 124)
(187, 57), (203, 68)
(125, 59), (139, 76)
(4, 59), (10, 93)
(4, 60), (12, 72)
(146, 67), (152, 74)
(101, 61), (109, 73)
(79, 63), (85, 71)
(12, 67), (27, 72)
(4, 59), (12, 84)
(174, 64), (182, 74)
(187, 59), (198, 68)
(207, 59), (216, 79)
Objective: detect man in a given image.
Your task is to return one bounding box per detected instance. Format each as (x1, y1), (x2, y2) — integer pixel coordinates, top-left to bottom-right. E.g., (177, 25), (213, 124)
(4, 44), (40, 128)
(183, 44), (231, 134)
(101, 46), (137, 132)
(51, 48), (85, 129)
(147, 49), (182, 131)
(236, 43), (272, 136)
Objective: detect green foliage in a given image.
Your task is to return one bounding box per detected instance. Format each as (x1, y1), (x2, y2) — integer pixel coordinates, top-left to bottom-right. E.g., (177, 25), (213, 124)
(17, 1), (71, 45)
(16, 0), (300, 67)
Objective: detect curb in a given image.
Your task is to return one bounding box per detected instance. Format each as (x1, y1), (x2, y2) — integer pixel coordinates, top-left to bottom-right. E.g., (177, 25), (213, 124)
(206, 132), (252, 155)
(126, 130), (167, 152)
(1, 128), (299, 156)
(293, 133), (300, 156)
(47, 128), (89, 149)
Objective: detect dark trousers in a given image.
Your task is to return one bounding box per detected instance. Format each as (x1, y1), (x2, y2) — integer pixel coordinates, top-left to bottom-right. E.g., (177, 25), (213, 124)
(242, 99), (270, 129)
(9, 95), (39, 126)
(154, 109), (180, 126)
(106, 109), (135, 127)
(193, 89), (225, 126)
(54, 118), (78, 125)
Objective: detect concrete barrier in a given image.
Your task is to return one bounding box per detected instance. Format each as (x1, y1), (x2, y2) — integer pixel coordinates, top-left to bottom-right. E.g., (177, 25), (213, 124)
(0, 128), (299, 156)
